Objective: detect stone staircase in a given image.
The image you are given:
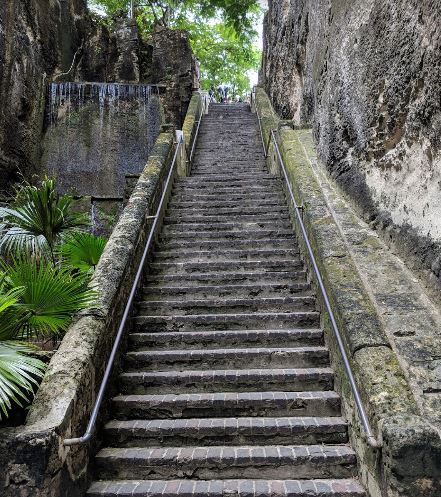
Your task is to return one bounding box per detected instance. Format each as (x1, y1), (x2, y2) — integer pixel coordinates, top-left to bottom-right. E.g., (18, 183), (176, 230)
(87, 104), (366, 496)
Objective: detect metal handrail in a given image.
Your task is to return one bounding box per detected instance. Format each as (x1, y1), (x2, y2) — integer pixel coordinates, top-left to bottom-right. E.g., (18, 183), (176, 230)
(268, 127), (381, 448)
(64, 136), (183, 446)
(251, 89), (268, 157)
(189, 95), (206, 163)
(253, 89), (381, 447)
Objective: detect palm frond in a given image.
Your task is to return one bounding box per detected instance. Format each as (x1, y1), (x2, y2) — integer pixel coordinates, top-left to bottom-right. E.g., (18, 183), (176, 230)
(0, 177), (89, 257)
(0, 283), (29, 340)
(0, 341), (46, 419)
(1, 257), (96, 337)
(59, 232), (107, 271)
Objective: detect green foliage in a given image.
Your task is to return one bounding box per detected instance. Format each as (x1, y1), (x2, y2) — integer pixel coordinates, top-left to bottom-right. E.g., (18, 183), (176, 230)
(0, 257), (96, 338)
(0, 341), (46, 419)
(60, 232), (107, 271)
(0, 177), (88, 260)
(0, 283), (46, 419)
(88, 0), (262, 95)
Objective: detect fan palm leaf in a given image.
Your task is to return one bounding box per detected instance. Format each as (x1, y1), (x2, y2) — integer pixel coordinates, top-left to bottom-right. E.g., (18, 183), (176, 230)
(0, 282), (29, 340)
(59, 232), (107, 271)
(0, 341), (46, 419)
(1, 257), (96, 337)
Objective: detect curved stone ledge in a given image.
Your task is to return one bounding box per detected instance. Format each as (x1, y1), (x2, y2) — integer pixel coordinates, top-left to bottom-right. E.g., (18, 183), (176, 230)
(0, 131), (174, 497)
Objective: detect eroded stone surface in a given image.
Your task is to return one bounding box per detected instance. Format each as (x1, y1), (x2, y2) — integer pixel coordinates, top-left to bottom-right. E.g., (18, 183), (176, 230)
(260, 0), (441, 296)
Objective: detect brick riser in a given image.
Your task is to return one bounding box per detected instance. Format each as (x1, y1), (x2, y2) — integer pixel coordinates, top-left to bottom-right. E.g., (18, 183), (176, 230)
(88, 103), (366, 496)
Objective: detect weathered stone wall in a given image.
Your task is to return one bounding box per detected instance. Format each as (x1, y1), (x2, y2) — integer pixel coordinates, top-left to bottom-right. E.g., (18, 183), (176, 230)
(260, 0), (441, 295)
(0, 131), (175, 497)
(143, 25), (200, 127)
(0, 4), (198, 197)
(0, 0), (87, 197)
(254, 87), (441, 497)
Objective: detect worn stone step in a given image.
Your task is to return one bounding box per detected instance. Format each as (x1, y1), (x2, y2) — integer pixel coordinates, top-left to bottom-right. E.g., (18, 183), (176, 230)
(176, 178), (277, 187)
(125, 346), (329, 371)
(171, 193), (284, 203)
(167, 200), (285, 212)
(112, 390), (341, 419)
(164, 214), (289, 225)
(148, 259), (303, 275)
(103, 416), (348, 447)
(175, 185), (281, 196)
(128, 329), (323, 350)
(166, 205), (287, 216)
(186, 173), (271, 181)
(119, 367), (333, 394)
(167, 201), (288, 215)
(133, 311), (320, 332)
(153, 247), (300, 262)
(142, 282), (310, 300)
(160, 229), (295, 241)
(162, 221), (292, 235)
(95, 444), (357, 480)
(159, 237), (296, 252)
(87, 478), (366, 497)
(192, 165), (267, 173)
(189, 172), (268, 178)
(145, 270), (308, 288)
(135, 296), (316, 316)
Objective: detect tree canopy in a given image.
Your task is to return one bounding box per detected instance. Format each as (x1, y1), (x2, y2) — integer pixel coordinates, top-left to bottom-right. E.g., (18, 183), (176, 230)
(88, 0), (262, 95)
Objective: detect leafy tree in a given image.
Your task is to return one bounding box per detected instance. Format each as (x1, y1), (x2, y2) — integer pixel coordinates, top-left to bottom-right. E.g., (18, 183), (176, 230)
(88, 0), (261, 95)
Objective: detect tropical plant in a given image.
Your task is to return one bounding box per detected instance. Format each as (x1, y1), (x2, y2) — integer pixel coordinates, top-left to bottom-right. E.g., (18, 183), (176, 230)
(0, 177), (88, 262)
(1, 257), (96, 338)
(0, 284), (46, 419)
(59, 232), (107, 271)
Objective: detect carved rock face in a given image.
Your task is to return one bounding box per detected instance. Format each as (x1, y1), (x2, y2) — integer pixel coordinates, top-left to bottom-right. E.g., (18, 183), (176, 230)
(261, 0), (441, 294)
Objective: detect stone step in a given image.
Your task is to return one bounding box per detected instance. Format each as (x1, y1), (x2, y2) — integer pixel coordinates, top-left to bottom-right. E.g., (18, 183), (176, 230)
(128, 329), (323, 350)
(162, 221), (292, 234)
(135, 296), (316, 316)
(111, 390), (341, 419)
(176, 177), (277, 186)
(184, 173), (271, 181)
(168, 199), (285, 210)
(94, 444), (357, 480)
(164, 214), (290, 225)
(144, 270), (308, 287)
(125, 346), (329, 371)
(87, 478), (366, 497)
(175, 185), (281, 195)
(133, 311), (320, 332)
(103, 416), (348, 447)
(192, 165), (267, 173)
(158, 237), (297, 252)
(160, 229), (295, 241)
(153, 247), (300, 262)
(171, 192), (284, 203)
(148, 259), (303, 275)
(141, 282), (310, 300)
(166, 205), (288, 216)
(119, 367), (333, 394)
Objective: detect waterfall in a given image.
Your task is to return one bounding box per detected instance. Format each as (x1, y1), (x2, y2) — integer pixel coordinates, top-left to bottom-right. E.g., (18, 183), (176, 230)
(43, 82), (162, 198)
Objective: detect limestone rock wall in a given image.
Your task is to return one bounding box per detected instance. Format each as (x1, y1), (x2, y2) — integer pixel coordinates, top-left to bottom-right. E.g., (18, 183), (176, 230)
(0, 0), (87, 196)
(0, 4), (198, 197)
(261, 0), (441, 293)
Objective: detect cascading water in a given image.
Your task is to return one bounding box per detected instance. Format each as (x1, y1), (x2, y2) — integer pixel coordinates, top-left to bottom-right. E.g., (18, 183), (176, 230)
(42, 82), (162, 197)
